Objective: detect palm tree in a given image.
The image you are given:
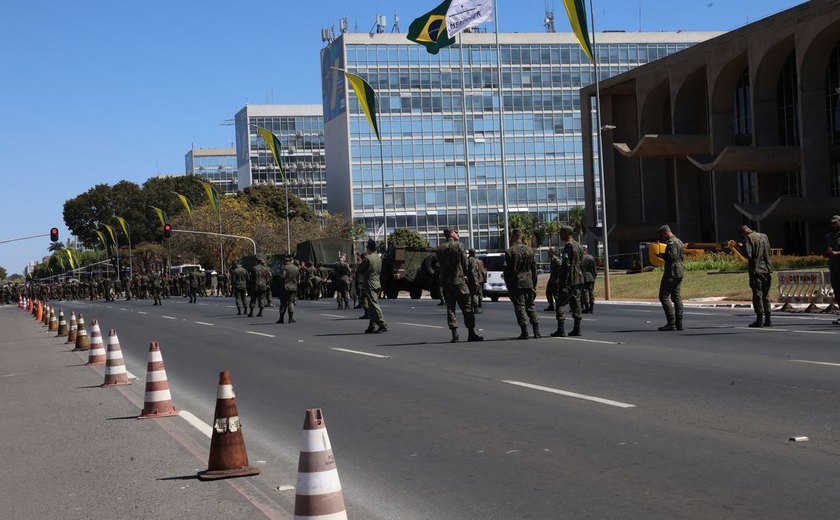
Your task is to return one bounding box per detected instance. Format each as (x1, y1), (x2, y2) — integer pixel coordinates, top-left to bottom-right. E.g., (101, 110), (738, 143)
(48, 241), (65, 252)
(568, 206), (586, 240)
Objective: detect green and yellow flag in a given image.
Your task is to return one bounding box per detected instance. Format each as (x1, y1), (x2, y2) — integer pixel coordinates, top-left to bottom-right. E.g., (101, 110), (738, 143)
(345, 72), (381, 141)
(102, 224), (117, 244)
(149, 206), (169, 226)
(115, 216), (130, 239)
(66, 249), (75, 270)
(407, 0), (456, 55)
(199, 180), (220, 213)
(173, 192), (194, 218)
(562, 0), (594, 63)
(257, 127), (285, 181)
(94, 230), (108, 249)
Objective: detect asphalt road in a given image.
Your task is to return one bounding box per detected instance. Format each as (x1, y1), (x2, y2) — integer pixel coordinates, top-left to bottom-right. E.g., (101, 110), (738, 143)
(62, 294), (840, 519)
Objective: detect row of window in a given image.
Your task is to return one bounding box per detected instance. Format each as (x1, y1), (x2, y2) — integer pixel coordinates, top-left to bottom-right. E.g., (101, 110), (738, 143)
(352, 185), (585, 210)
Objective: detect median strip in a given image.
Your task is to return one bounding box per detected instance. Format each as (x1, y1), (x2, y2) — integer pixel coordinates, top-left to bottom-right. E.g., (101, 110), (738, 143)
(501, 380), (636, 409)
(331, 348), (390, 359)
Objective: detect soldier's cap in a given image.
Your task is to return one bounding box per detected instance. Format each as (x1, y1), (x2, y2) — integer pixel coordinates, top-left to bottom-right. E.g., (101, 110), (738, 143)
(548, 247), (556, 254)
(511, 228), (523, 236)
(366, 238), (377, 251)
(658, 224), (672, 233)
(284, 256), (293, 262)
(468, 248), (476, 256)
(560, 225), (574, 233)
(832, 215), (840, 223)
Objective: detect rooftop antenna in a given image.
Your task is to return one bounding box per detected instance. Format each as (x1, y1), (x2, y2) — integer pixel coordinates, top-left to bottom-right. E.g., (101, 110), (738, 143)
(339, 17), (349, 34)
(544, 1), (556, 33)
(321, 25), (336, 44)
(370, 14), (386, 37)
(391, 14), (400, 33)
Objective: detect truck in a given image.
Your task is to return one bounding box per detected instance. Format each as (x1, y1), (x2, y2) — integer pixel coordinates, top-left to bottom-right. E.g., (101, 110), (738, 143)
(381, 246), (442, 300)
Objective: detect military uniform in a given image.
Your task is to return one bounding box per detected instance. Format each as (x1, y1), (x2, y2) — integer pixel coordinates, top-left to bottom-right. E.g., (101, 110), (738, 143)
(150, 271), (163, 306)
(467, 253), (486, 311)
(825, 218), (840, 323)
(334, 259), (351, 310)
(581, 252), (597, 313)
(552, 233), (584, 337)
(278, 259), (299, 323)
(248, 261), (272, 317)
(743, 230), (773, 327)
(230, 264), (249, 315)
(436, 235), (482, 342)
(658, 230), (685, 331)
(545, 249), (560, 311)
(188, 271), (201, 303)
(504, 237), (540, 339)
(358, 243), (387, 333)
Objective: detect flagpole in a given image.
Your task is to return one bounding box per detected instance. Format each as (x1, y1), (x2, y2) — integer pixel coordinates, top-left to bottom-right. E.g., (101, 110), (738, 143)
(379, 110), (388, 251)
(588, 0), (611, 300)
(493, 0), (510, 250)
(284, 185), (292, 254)
(127, 225), (133, 279)
(458, 32), (475, 250)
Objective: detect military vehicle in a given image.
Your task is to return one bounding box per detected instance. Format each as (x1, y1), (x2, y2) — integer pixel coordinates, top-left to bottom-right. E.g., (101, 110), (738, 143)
(381, 246), (442, 300)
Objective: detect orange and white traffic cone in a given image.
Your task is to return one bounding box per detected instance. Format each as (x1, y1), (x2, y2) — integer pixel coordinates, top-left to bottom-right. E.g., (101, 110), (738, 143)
(101, 329), (130, 387)
(66, 312), (78, 344)
(198, 371), (260, 481)
(33, 301), (40, 320)
(43, 305), (51, 327)
(18, 295), (22, 309)
(27, 298), (33, 313)
(56, 309), (68, 337)
(73, 314), (89, 351)
(294, 408), (347, 520)
(85, 320), (106, 365)
(48, 307), (58, 332)
(138, 341), (177, 419)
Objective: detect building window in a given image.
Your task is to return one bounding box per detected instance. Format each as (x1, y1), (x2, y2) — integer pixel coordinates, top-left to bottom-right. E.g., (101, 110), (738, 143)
(826, 40), (840, 196)
(777, 52), (801, 197)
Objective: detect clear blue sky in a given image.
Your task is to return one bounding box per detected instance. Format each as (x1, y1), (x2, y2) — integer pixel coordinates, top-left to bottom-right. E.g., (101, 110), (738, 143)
(0, 0), (803, 276)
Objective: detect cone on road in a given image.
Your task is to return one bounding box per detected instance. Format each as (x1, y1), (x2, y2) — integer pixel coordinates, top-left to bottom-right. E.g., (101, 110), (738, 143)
(138, 341), (177, 419)
(73, 314), (89, 351)
(48, 307), (58, 332)
(43, 305), (51, 327)
(27, 298), (33, 313)
(85, 320), (106, 365)
(18, 295), (23, 309)
(66, 312), (78, 344)
(56, 309), (68, 337)
(294, 408), (347, 520)
(101, 329), (130, 387)
(33, 301), (40, 320)
(197, 371), (259, 481)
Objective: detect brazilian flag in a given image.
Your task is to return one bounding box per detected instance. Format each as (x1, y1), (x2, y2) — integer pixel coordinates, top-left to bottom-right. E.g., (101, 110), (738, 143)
(257, 127), (286, 181)
(407, 0), (456, 55)
(562, 0), (594, 63)
(345, 73), (381, 141)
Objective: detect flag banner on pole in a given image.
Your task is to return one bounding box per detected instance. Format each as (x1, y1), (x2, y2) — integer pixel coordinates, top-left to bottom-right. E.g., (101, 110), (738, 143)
(257, 127), (286, 181)
(173, 192), (194, 218)
(94, 230), (108, 249)
(149, 206), (169, 226)
(199, 180), (220, 213)
(407, 0), (456, 55)
(562, 0), (594, 62)
(445, 0), (493, 38)
(344, 72), (381, 141)
(65, 249), (75, 270)
(374, 222), (386, 239)
(115, 216), (130, 239)
(102, 224), (116, 244)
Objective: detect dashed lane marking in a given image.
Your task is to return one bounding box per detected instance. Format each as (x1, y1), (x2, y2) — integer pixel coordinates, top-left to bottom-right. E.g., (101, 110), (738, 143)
(790, 360), (840, 367)
(194, 321), (213, 326)
(137, 311), (148, 315)
(246, 331), (276, 338)
(397, 322), (445, 329)
(331, 348), (391, 359)
(735, 327), (789, 333)
(556, 337), (622, 345)
(162, 316), (176, 320)
(321, 313), (345, 318)
(178, 410), (212, 438)
(501, 380), (636, 409)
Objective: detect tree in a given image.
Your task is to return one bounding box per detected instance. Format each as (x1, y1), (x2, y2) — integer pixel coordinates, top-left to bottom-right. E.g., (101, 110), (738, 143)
(0, 266), (6, 280)
(63, 184), (120, 247)
(133, 242), (167, 273)
(321, 212), (366, 240)
(48, 242), (65, 252)
(567, 206), (586, 239)
(501, 213), (541, 247)
(240, 185), (316, 223)
(387, 228), (429, 250)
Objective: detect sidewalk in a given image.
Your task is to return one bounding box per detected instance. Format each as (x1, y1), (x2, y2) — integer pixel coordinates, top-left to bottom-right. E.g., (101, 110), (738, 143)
(0, 305), (277, 520)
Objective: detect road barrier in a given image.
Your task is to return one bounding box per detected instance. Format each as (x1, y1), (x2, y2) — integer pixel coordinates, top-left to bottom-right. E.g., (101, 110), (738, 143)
(777, 271), (835, 312)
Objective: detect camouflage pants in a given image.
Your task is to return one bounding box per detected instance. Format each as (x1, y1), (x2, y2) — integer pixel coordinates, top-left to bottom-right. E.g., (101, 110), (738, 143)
(509, 288), (538, 327)
(366, 288), (386, 328)
(581, 282), (595, 311)
(659, 276), (683, 319)
(555, 285), (582, 322)
(233, 288), (247, 311)
(249, 288), (267, 310)
(749, 273), (772, 317)
(444, 283), (475, 330)
(280, 291), (297, 318)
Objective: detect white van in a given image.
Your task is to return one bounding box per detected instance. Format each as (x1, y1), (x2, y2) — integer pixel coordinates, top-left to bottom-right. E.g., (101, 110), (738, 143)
(477, 253), (508, 302)
(169, 264), (204, 276)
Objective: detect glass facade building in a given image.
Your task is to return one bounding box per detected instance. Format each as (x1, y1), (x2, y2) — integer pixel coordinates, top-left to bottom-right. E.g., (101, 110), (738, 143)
(321, 32), (718, 250)
(234, 104), (327, 216)
(184, 148), (238, 195)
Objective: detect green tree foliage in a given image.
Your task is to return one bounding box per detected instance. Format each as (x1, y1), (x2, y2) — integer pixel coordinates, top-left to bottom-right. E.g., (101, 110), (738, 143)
(48, 241), (65, 252)
(240, 185), (316, 222)
(321, 212), (366, 240)
(387, 228), (429, 250)
(0, 265), (7, 280)
(502, 213), (541, 247)
(567, 206), (586, 239)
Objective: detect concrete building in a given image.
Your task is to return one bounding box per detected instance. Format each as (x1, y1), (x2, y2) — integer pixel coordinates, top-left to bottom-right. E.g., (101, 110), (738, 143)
(321, 31), (719, 250)
(234, 104), (327, 216)
(184, 148), (238, 195)
(582, 0), (840, 260)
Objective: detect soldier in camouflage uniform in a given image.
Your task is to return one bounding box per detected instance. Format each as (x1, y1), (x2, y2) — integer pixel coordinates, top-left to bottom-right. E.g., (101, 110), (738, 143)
(504, 229), (540, 340)
(550, 225), (584, 338)
(436, 230), (483, 343)
(277, 257), (299, 323)
(150, 270), (163, 306)
(467, 249), (486, 313)
(334, 255), (351, 310)
(545, 248), (559, 312)
(581, 246), (597, 314)
(188, 270), (201, 303)
(358, 239), (387, 333)
(656, 225), (685, 331)
(230, 262), (249, 316)
(740, 225), (773, 328)
(248, 258), (271, 317)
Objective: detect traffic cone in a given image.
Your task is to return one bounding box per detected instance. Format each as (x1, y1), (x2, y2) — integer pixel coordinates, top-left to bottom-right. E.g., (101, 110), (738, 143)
(66, 312), (77, 344)
(56, 309), (68, 337)
(27, 297), (33, 313)
(48, 307), (58, 332)
(33, 301), (40, 320)
(138, 341), (177, 419)
(101, 329), (130, 387)
(43, 305), (51, 327)
(294, 408), (347, 520)
(85, 320), (106, 365)
(197, 371), (259, 480)
(18, 295), (23, 309)
(73, 314), (89, 351)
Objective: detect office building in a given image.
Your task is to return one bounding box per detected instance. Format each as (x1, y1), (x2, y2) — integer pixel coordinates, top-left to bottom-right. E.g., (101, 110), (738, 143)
(321, 31), (719, 250)
(185, 148), (238, 195)
(234, 104), (327, 216)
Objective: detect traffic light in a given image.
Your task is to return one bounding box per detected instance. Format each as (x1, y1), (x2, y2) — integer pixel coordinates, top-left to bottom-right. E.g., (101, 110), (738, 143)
(163, 224), (172, 238)
(50, 228), (59, 242)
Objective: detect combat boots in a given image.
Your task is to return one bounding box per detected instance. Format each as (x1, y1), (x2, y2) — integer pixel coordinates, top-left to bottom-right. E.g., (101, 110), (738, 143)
(532, 323), (542, 339)
(276, 315), (284, 324)
(658, 317), (675, 331)
(517, 325), (529, 340)
(763, 315), (772, 327)
(289, 313), (296, 323)
(569, 319), (582, 337)
(256, 309), (263, 317)
(675, 315), (683, 331)
(749, 315), (763, 328)
(468, 328), (484, 342)
(451, 328), (459, 343)
(550, 321), (566, 337)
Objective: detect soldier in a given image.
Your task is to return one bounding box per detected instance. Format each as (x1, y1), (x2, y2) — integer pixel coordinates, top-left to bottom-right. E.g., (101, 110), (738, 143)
(467, 249), (486, 313)
(150, 270), (163, 306)
(334, 255), (351, 310)
(248, 258), (271, 317)
(188, 270), (201, 303)
(581, 246), (597, 313)
(656, 225), (685, 331)
(209, 271), (218, 297)
(218, 270), (229, 297)
(354, 253), (369, 318)
(358, 239), (387, 333)
(826, 215), (840, 325)
(319, 263), (332, 299)
(544, 248), (559, 312)
(550, 225), (584, 338)
(504, 229), (540, 340)
(739, 225), (773, 327)
(277, 257), (299, 323)
(436, 229), (483, 343)
(230, 262), (249, 316)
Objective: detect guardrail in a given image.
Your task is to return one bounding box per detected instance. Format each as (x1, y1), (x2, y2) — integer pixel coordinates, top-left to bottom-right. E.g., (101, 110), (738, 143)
(777, 270), (835, 313)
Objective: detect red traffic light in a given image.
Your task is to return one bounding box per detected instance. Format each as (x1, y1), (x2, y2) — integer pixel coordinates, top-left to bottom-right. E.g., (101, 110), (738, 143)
(163, 224), (172, 238)
(50, 228), (59, 242)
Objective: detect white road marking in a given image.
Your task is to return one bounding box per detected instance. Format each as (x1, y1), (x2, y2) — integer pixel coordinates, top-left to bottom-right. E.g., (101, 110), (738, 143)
(275, 485), (295, 492)
(557, 337), (621, 345)
(162, 316), (176, 320)
(331, 348), (391, 359)
(397, 322), (445, 329)
(226, 305), (236, 309)
(246, 331), (276, 338)
(501, 380), (636, 409)
(321, 314), (345, 319)
(194, 321), (213, 326)
(178, 410), (212, 438)
(792, 330), (838, 335)
(735, 327), (789, 332)
(119, 308), (128, 311)
(126, 371), (139, 381)
(137, 311), (148, 315)
(684, 312), (718, 316)
(790, 360), (840, 368)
